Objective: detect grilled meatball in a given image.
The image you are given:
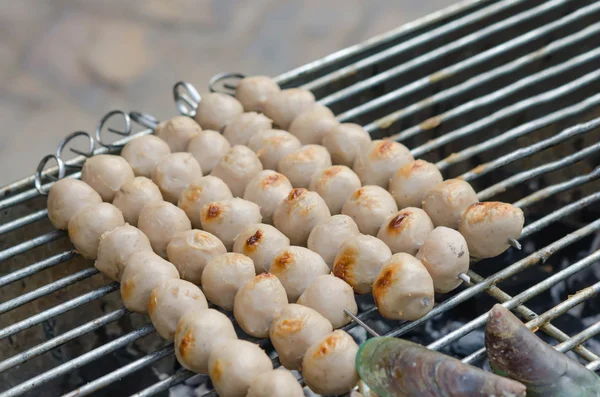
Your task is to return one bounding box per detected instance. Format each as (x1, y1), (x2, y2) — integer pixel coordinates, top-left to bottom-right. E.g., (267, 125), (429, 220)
(68, 202), (125, 259)
(201, 253), (256, 310)
(247, 129), (302, 170)
(247, 369), (304, 397)
(121, 135), (171, 177)
(149, 278), (208, 340)
(270, 246), (330, 302)
(277, 145), (332, 188)
(233, 223), (290, 273)
(112, 177), (163, 226)
(458, 202), (524, 259)
(309, 165), (361, 214)
(341, 185), (398, 236)
(234, 273), (288, 338)
(152, 152), (203, 204)
(333, 234), (392, 294)
(186, 130), (231, 174)
(137, 201), (191, 258)
(81, 154), (135, 202)
(210, 145), (263, 197)
(155, 115), (201, 152)
(269, 303), (333, 370)
(235, 75), (280, 113)
(297, 274), (358, 328)
(120, 251), (179, 313)
(302, 330), (360, 395)
(95, 224), (152, 281)
(377, 208), (434, 255)
(307, 214), (359, 269)
(273, 188), (330, 246)
(174, 308), (237, 374)
(47, 179), (102, 230)
(353, 140), (413, 188)
(422, 179), (479, 229)
(243, 170), (292, 224)
(208, 339), (273, 397)
(263, 88), (316, 129)
(389, 159), (443, 209)
(289, 104), (338, 145)
(322, 123), (372, 167)
(166, 229), (227, 285)
(222, 112), (273, 146)
(200, 198), (262, 251)
(177, 176), (233, 229)
(373, 253), (434, 320)
(194, 92), (243, 131)
(416, 226), (469, 293)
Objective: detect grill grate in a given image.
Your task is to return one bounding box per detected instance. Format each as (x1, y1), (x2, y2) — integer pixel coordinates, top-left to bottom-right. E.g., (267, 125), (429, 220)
(2, 0), (600, 395)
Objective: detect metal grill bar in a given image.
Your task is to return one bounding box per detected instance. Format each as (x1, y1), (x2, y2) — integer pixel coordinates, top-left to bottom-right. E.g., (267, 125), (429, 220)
(335, 0), (600, 121)
(587, 358), (600, 371)
(0, 231), (65, 263)
(0, 251), (76, 288)
(0, 209), (48, 236)
(129, 369), (194, 397)
(555, 321), (600, 354)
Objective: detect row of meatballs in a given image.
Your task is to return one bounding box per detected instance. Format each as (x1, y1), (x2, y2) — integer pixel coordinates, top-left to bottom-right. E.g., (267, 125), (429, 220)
(45, 75), (524, 396)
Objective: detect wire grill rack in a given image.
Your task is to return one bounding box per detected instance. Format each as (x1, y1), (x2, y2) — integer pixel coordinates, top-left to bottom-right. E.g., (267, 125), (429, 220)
(2, 0), (600, 395)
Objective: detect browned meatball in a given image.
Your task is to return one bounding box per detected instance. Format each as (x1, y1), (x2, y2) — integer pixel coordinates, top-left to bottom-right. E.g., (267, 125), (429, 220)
(277, 145), (332, 188)
(307, 214), (359, 269)
(200, 198), (262, 250)
(152, 152), (203, 204)
(121, 135), (171, 177)
(47, 179), (102, 230)
(263, 88), (316, 129)
(422, 179), (478, 229)
(297, 274), (358, 328)
(222, 112), (273, 146)
(194, 92), (244, 131)
(322, 123), (372, 167)
(177, 176), (233, 229)
(247, 129), (302, 170)
(210, 145), (263, 197)
(243, 170), (293, 225)
(137, 201), (191, 258)
(68, 202), (125, 259)
(377, 208), (434, 255)
(95, 224), (152, 281)
(389, 159), (443, 209)
(233, 223), (290, 273)
(155, 115), (201, 152)
(353, 140), (413, 188)
(341, 185), (398, 236)
(186, 130), (231, 174)
(273, 188), (330, 246)
(81, 154), (135, 202)
(289, 104), (338, 145)
(112, 177), (163, 226)
(309, 165), (361, 215)
(201, 253), (256, 311)
(235, 76), (280, 113)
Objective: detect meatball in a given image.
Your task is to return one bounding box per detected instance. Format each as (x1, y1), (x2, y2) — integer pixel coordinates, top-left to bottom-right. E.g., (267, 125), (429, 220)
(270, 246), (330, 302)
(222, 112), (273, 146)
(307, 214), (360, 269)
(302, 330), (360, 395)
(47, 179), (102, 230)
(309, 165), (361, 214)
(152, 152), (203, 203)
(416, 226), (469, 293)
(243, 170), (293, 224)
(120, 251), (179, 313)
(194, 92), (244, 131)
(235, 75), (280, 112)
(297, 274), (358, 328)
(263, 88), (316, 129)
(389, 159), (443, 209)
(234, 273), (288, 338)
(377, 208), (434, 255)
(166, 229), (227, 285)
(373, 253), (434, 320)
(121, 135), (171, 177)
(273, 188), (330, 246)
(95, 224), (152, 281)
(200, 198), (262, 251)
(247, 129), (302, 170)
(422, 179), (479, 229)
(341, 185), (398, 236)
(333, 234), (392, 294)
(246, 369), (304, 397)
(148, 278), (208, 340)
(458, 202), (524, 259)
(112, 177), (163, 226)
(138, 201), (191, 258)
(186, 130), (231, 174)
(353, 140), (413, 188)
(288, 104), (338, 145)
(177, 176), (233, 229)
(277, 145), (332, 188)
(174, 308), (237, 374)
(81, 154), (135, 202)
(155, 115), (201, 152)
(233, 223), (290, 273)
(269, 303), (333, 370)
(208, 339), (273, 397)
(210, 145), (263, 197)
(201, 253), (256, 311)
(322, 123), (372, 167)
(68, 202), (125, 259)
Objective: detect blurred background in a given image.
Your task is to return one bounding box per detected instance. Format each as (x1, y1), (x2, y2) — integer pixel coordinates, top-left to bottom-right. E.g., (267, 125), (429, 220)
(0, 0), (455, 186)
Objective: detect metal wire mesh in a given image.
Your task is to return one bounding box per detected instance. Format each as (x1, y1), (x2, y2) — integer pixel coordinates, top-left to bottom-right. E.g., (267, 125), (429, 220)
(2, 0), (600, 395)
